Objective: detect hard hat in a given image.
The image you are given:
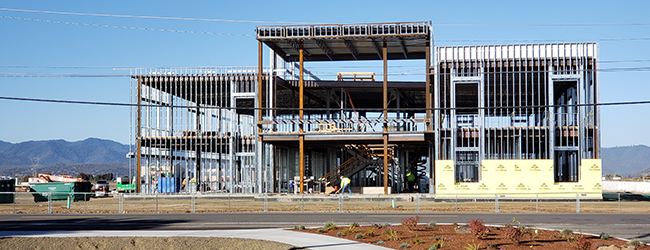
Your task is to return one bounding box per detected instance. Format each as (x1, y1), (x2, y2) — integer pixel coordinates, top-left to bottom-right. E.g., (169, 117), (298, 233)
(340, 176), (344, 179)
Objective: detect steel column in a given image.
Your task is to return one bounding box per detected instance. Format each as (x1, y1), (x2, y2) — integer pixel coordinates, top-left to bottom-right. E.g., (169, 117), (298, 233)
(382, 40), (389, 194)
(299, 40), (305, 194)
(425, 44), (432, 131)
(136, 77), (142, 193)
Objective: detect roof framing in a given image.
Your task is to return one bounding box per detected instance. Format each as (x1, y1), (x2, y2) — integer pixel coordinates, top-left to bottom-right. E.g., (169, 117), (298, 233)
(256, 22), (431, 62)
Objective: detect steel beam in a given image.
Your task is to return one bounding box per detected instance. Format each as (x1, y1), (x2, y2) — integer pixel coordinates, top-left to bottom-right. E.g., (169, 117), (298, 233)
(343, 40), (359, 60)
(373, 39), (383, 60)
(315, 39), (334, 61)
(399, 38), (408, 59)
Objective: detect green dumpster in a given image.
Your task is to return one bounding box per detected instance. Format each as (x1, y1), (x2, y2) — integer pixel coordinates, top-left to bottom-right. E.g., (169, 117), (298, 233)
(30, 182), (91, 202)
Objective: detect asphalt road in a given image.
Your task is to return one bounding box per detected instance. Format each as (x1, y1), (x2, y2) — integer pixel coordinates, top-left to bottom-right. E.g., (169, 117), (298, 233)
(1, 213), (648, 241)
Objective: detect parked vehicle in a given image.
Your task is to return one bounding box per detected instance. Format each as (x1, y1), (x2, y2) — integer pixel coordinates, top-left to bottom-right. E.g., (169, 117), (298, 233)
(117, 176), (135, 192)
(94, 180), (109, 197)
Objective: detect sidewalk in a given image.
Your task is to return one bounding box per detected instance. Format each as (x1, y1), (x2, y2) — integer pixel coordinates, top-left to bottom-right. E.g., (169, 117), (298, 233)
(0, 229), (391, 250)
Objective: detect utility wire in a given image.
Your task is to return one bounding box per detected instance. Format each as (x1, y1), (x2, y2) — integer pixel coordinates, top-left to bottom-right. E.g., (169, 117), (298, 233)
(1, 59), (648, 70)
(432, 23), (650, 27)
(3, 67), (650, 77)
(3, 7), (650, 27)
(0, 72), (129, 77)
(436, 38), (650, 43)
(0, 96), (649, 111)
(0, 7), (306, 24)
(1, 15), (253, 36)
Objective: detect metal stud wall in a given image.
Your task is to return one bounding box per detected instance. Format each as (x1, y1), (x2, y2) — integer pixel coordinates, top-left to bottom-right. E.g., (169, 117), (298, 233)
(130, 67), (270, 194)
(434, 44), (599, 183)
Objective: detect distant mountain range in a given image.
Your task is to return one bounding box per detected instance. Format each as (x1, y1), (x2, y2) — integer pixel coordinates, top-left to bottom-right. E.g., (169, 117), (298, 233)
(602, 145), (650, 177)
(0, 138), (131, 178)
(0, 138), (649, 178)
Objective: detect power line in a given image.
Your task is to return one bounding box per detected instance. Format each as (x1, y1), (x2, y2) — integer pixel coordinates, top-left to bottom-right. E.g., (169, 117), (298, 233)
(0, 72), (129, 77)
(5, 14), (650, 42)
(0, 96), (649, 111)
(0, 7), (306, 24)
(1, 59), (649, 70)
(432, 23), (650, 27)
(1, 15), (253, 36)
(3, 66), (650, 77)
(4, 7), (650, 27)
(436, 37), (650, 43)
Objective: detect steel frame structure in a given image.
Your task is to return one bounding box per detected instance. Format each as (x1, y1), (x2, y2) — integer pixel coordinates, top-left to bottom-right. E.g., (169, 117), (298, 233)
(256, 22), (434, 194)
(130, 67), (272, 194)
(127, 22), (600, 195)
(434, 44), (599, 184)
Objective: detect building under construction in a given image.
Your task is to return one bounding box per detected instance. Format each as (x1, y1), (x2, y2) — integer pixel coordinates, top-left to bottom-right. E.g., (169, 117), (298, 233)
(131, 22), (601, 197)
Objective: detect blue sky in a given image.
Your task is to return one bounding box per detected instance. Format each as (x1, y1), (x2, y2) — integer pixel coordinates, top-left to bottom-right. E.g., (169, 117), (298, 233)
(0, 0), (649, 147)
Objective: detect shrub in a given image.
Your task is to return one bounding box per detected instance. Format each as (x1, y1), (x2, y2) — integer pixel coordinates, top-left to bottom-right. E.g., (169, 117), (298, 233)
(401, 216), (420, 229)
(343, 225), (356, 234)
(324, 221), (338, 231)
(383, 222), (392, 227)
(400, 242), (411, 249)
(468, 219), (489, 239)
(316, 228), (325, 233)
(294, 225), (305, 230)
(568, 234), (592, 250)
(628, 238), (643, 247)
(430, 239), (445, 249)
(351, 222), (360, 227)
(376, 240), (385, 245)
(503, 226), (523, 244)
(412, 235), (423, 245)
(335, 232), (344, 237)
(423, 221), (436, 230)
(355, 233), (363, 239)
(464, 243), (481, 250)
(384, 227), (401, 241)
(561, 228), (574, 235)
(599, 232), (610, 239)
(363, 229), (375, 237)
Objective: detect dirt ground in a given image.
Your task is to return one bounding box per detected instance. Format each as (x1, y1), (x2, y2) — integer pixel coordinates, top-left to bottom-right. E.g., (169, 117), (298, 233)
(1, 193), (648, 214)
(298, 223), (650, 250)
(0, 237), (295, 250)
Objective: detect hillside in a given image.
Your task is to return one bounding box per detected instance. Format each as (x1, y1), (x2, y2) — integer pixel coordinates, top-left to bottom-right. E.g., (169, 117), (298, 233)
(1, 138), (649, 178)
(602, 145), (650, 176)
(0, 138), (131, 178)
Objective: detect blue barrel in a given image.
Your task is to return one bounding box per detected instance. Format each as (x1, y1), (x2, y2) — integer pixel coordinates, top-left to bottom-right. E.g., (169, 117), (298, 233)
(157, 177), (178, 193)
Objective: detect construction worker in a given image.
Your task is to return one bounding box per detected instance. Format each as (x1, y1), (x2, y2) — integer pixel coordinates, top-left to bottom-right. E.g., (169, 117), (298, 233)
(406, 172), (416, 192)
(340, 176), (352, 194)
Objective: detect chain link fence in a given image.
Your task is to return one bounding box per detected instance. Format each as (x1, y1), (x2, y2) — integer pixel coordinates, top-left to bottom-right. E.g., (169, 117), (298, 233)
(1, 192), (647, 214)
